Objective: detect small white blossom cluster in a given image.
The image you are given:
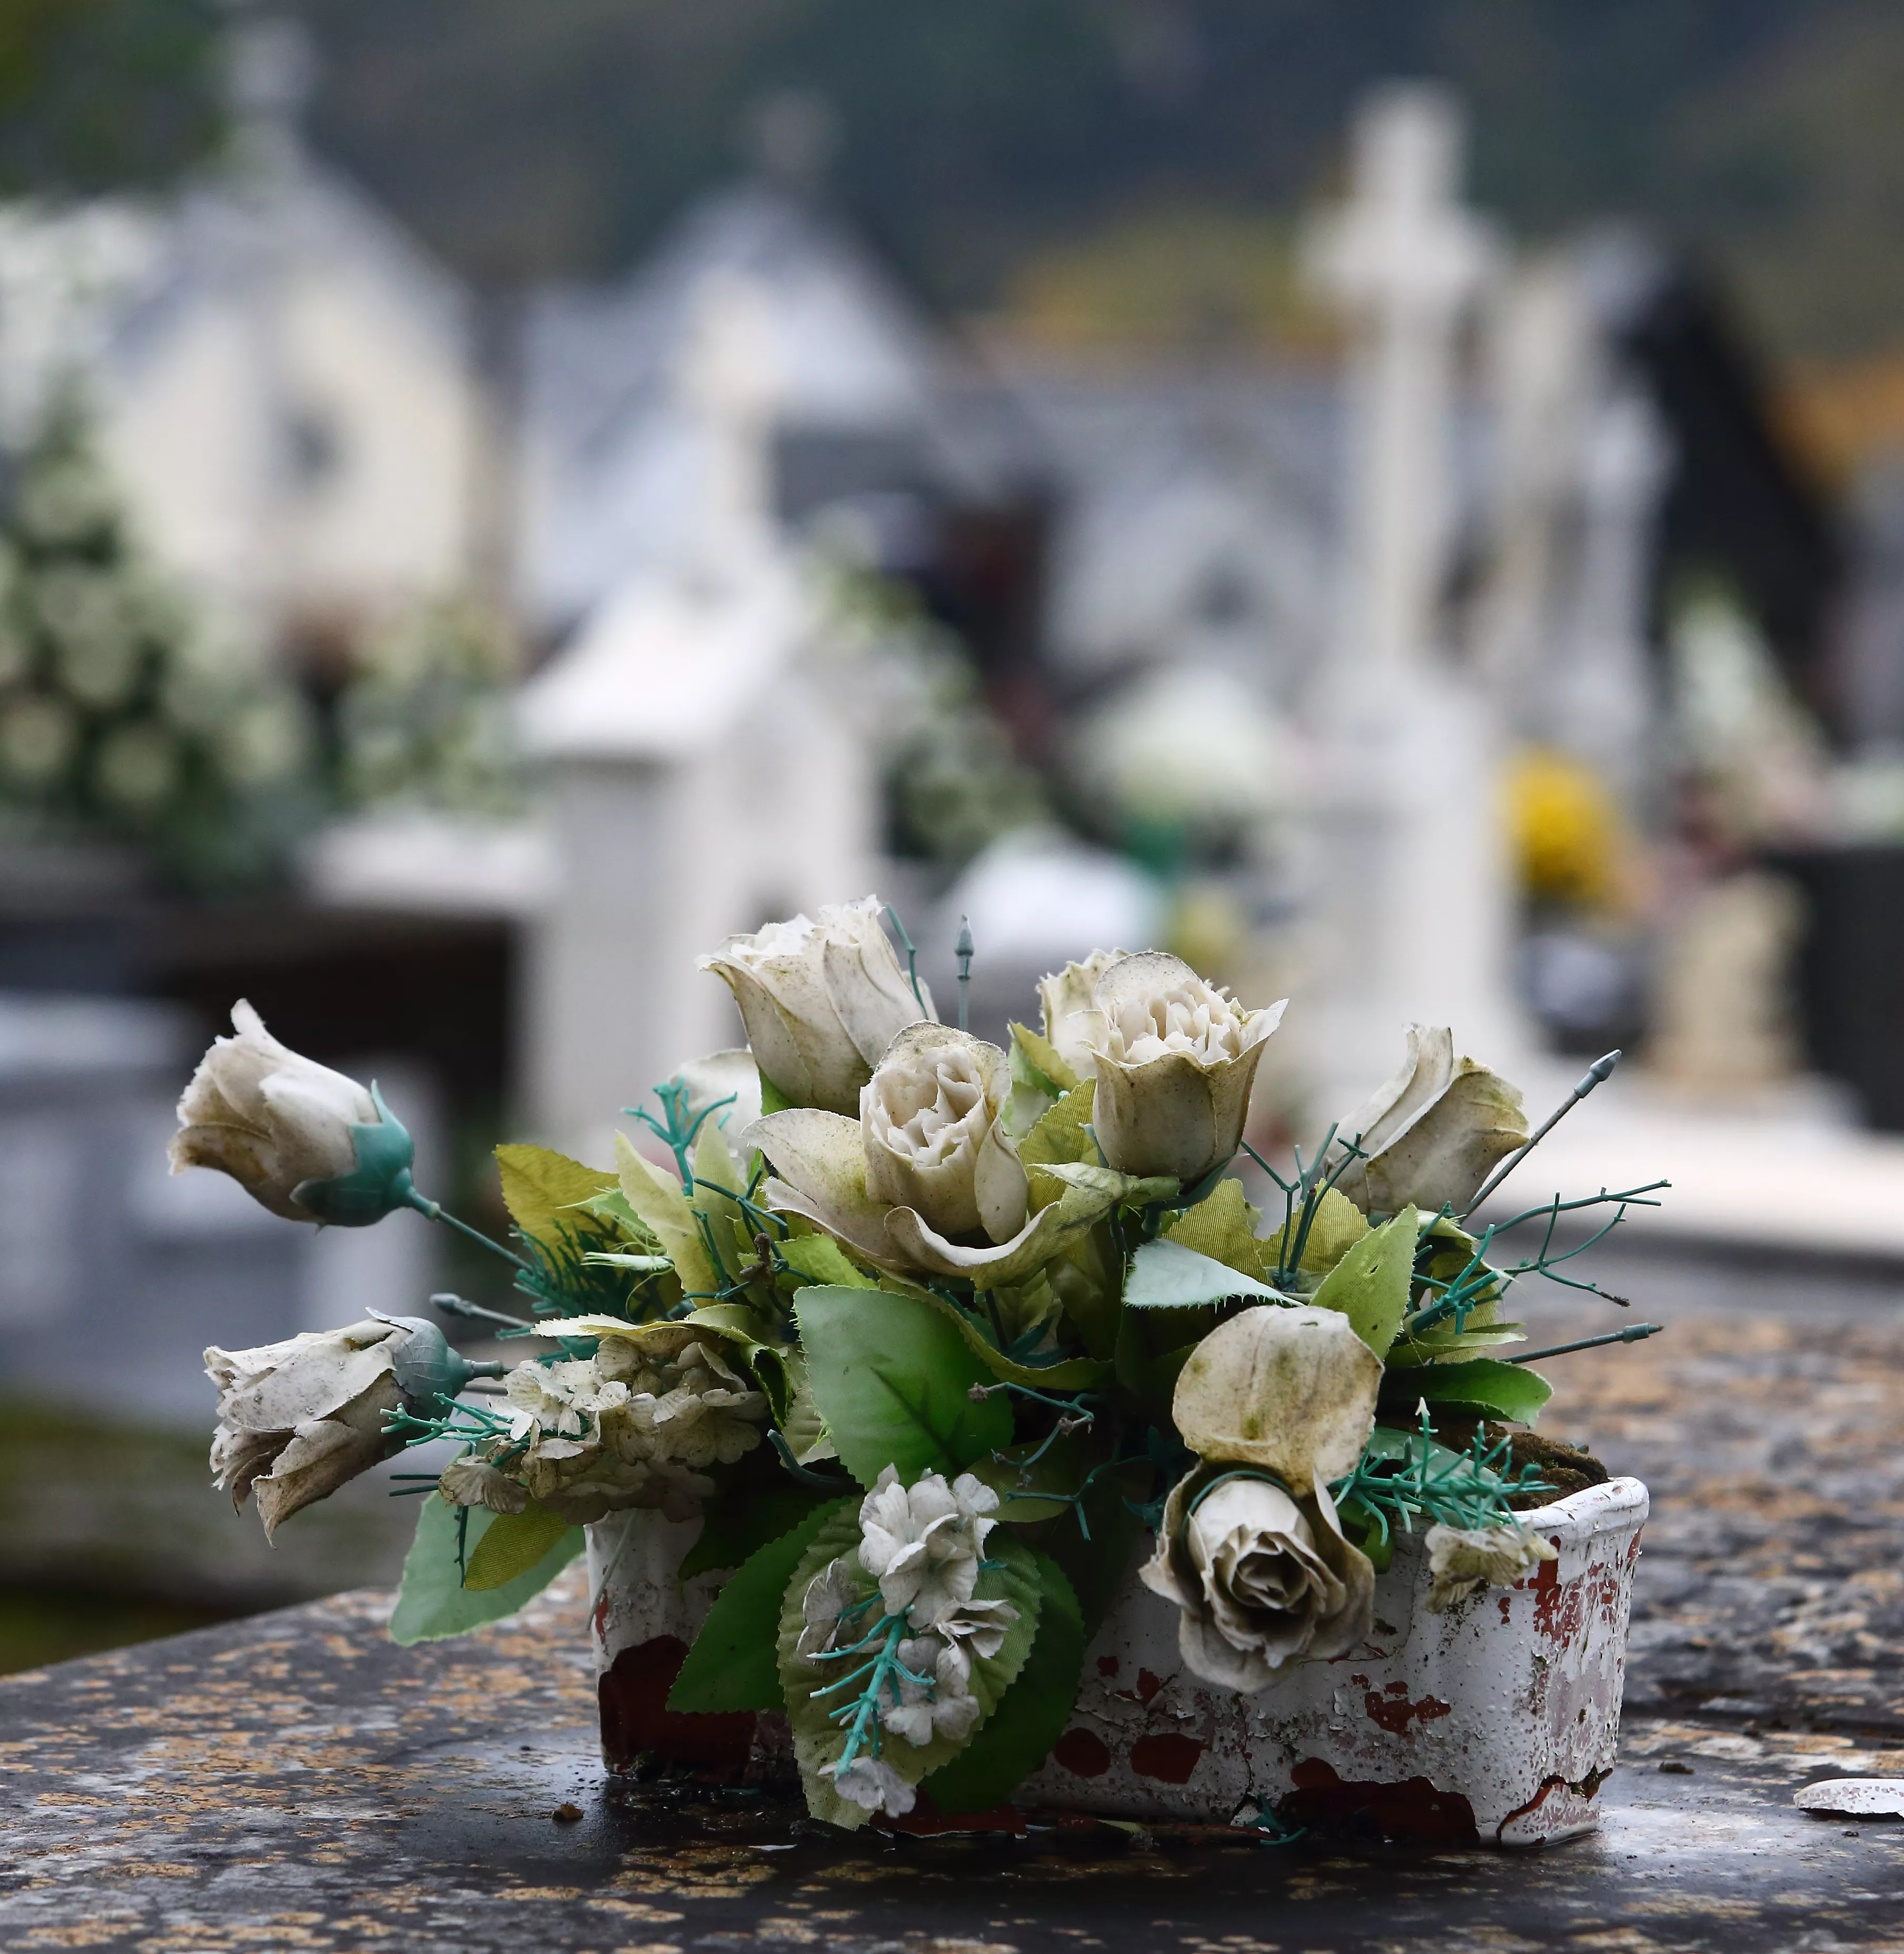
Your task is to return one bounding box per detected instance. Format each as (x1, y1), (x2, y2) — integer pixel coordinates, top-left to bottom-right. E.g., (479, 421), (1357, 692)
(799, 1466), (1019, 1817)
(442, 1328), (769, 1525)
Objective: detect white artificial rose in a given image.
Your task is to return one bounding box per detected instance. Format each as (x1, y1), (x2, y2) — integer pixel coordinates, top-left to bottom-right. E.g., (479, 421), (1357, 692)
(860, 1024), (1029, 1244)
(171, 1000), (390, 1222)
(1330, 1024), (1529, 1218)
(1424, 1521), (1558, 1614)
(1141, 1469), (1375, 1690)
(1036, 949), (1126, 1082)
(1082, 951), (1284, 1183)
(205, 1320), (407, 1538)
(699, 896), (934, 1115)
(437, 1456), (528, 1515)
(856, 1465), (1004, 1629)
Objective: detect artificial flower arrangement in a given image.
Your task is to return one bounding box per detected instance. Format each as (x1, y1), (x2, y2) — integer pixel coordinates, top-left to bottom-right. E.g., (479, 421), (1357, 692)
(172, 896), (1662, 1829)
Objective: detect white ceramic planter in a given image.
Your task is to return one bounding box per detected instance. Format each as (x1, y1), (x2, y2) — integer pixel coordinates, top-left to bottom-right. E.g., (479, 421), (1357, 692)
(586, 1475), (1648, 1846)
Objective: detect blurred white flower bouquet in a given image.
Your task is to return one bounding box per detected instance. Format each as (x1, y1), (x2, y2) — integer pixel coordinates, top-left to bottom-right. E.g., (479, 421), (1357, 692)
(172, 896), (1662, 1828)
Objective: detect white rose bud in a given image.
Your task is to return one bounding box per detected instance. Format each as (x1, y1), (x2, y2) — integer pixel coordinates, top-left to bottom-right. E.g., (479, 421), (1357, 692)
(171, 1000), (415, 1225)
(699, 895), (934, 1115)
(205, 1320), (408, 1538)
(1035, 949), (1126, 1082)
(1082, 951), (1283, 1184)
(1424, 1521), (1558, 1614)
(861, 1024), (1029, 1244)
(1141, 1468), (1375, 1690)
(1331, 1024), (1529, 1218)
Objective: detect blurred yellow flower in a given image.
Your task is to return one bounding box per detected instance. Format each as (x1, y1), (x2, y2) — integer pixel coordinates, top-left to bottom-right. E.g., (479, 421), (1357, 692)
(1506, 747), (1625, 911)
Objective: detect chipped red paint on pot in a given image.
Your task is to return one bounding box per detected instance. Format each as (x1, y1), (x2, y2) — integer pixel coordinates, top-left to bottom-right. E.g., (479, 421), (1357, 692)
(1016, 1477), (1648, 1847)
(1362, 1688), (1453, 1735)
(1129, 1733), (1205, 1783)
(1283, 1759), (1481, 1845)
(1052, 1728), (1114, 1778)
(585, 1477), (1647, 1849)
(597, 1636), (756, 1774)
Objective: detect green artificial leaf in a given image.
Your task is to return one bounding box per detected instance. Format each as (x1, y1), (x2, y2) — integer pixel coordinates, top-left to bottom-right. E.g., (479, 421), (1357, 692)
(1262, 1185), (1370, 1280)
(388, 1494), (585, 1645)
(1037, 1161), (1178, 1213)
(921, 1549), (1086, 1813)
(1009, 1020), (1077, 1095)
(462, 1504), (574, 1591)
(680, 1485), (846, 1581)
(780, 1233), (879, 1290)
(669, 1496), (854, 1713)
(775, 1510), (1042, 1829)
(916, 1287), (1112, 1393)
(1161, 1177), (1265, 1280)
(690, 1120), (750, 1286)
(779, 1347), (838, 1464)
(577, 1185), (662, 1247)
(759, 1069), (797, 1116)
(615, 1131), (718, 1299)
(1387, 1322), (1526, 1366)
(1124, 1236), (1287, 1309)
(495, 1144), (617, 1252)
(1020, 1079), (1097, 1205)
(1381, 1358), (1553, 1426)
(793, 1287), (1013, 1487)
(1311, 1205), (1418, 1357)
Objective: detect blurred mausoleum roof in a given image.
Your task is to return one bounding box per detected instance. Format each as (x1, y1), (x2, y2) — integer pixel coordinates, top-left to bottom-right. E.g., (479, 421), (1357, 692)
(0, 23), (486, 656)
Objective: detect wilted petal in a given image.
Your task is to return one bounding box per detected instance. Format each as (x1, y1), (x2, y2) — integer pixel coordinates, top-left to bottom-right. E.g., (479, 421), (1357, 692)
(1171, 1305), (1382, 1493)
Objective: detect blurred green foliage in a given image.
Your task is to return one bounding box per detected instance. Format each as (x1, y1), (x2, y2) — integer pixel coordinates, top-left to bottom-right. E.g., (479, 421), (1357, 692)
(0, 0), (225, 195)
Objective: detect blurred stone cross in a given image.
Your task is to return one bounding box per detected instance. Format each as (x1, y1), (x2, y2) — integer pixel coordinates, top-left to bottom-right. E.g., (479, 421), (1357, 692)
(1299, 85), (1530, 1108)
(1307, 83), (1499, 683)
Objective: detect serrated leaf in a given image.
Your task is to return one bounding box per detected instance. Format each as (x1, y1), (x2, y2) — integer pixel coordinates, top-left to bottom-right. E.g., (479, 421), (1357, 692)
(775, 1511), (1042, 1828)
(495, 1144), (617, 1252)
(1161, 1177), (1265, 1279)
(669, 1496), (854, 1713)
(780, 1347), (838, 1465)
(1310, 1205), (1417, 1357)
(388, 1494), (584, 1645)
(615, 1130), (717, 1300)
(1019, 1079), (1097, 1206)
(1124, 1236), (1287, 1309)
(1381, 1357), (1553, 1426)
(792, 1287), (1013, 1487)
(577, 1185), (662, 1247)
(462, 1503), (574, 1591)
(1009, 1020), (1077, 1095)
(921, 1550), (1084, 1813)
(780, 1234), (879, 1290)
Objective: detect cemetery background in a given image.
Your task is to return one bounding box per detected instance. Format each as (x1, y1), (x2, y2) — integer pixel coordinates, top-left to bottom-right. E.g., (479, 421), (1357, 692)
(6, 5), (1904, 1680)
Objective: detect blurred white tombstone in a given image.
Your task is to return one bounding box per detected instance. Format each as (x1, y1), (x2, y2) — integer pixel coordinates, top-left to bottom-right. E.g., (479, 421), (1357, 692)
(519, 270), (877, 1161)
(1649, 871), (1803, 1094)
(1301, 85), (1530, 1109)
